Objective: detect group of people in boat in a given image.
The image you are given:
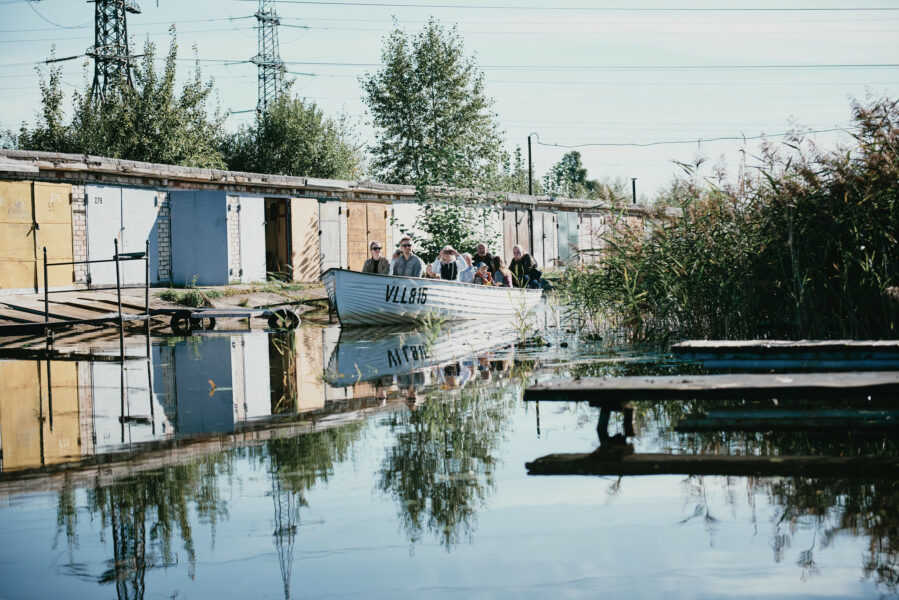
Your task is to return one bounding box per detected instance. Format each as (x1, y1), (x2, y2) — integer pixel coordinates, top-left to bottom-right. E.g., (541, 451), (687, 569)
(361, 236), (543, 288)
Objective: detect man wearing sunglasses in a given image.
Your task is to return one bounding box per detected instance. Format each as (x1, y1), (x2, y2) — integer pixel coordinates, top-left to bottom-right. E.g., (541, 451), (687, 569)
(391, 236), (424, 277)
(362, 241), (390, 274)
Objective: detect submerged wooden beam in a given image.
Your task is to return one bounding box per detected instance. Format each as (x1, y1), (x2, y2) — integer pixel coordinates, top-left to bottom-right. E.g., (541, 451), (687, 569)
(677, 408), (899, 431)
(524, 372), (899, 402)
(526, 451), (899, 478)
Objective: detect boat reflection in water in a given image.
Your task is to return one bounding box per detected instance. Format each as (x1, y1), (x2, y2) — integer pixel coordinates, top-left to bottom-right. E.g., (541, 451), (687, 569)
(324, 320), (520, 414)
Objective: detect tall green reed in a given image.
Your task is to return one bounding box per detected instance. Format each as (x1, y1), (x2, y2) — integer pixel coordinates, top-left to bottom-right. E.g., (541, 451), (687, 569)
(562, 97), (899, 341)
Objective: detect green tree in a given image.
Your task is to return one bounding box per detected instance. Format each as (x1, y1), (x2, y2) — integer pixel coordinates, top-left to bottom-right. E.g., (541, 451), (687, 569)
(362, 19), (506, 260)
(542, 151), (601, 199)
(361, 18), (505, 189)
(222, 92), (363, 178)
(15, 30), (226, 169)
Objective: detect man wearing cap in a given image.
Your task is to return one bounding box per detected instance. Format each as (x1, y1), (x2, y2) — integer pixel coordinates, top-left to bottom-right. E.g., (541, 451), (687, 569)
(392, 236), (424, 277)
(362, 241), (390, 274)
(430, 245), (467, 281)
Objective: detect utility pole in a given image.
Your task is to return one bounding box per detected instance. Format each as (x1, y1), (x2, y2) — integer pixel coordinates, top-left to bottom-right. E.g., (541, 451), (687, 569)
(527, 133), (538, 196)
(252, 0), (285, 113)
(631, 178), (637, 204)
(87, 0), (141, 101)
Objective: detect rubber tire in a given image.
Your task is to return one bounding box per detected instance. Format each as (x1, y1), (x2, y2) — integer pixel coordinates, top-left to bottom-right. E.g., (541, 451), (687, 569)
(267, 309), (300, 330)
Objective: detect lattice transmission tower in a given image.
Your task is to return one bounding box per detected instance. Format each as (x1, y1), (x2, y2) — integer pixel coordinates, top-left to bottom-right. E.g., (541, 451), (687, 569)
(251, 0), (285, 113)
(87, 0), (141, 100)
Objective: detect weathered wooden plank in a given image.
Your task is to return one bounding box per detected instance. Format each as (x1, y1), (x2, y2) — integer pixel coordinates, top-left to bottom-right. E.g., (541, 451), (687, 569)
(525, 451), (899, 478)
(76, 292), (148, 312)
(672, 340), (899, 370)
(524, 372), (899, 402)
(672, 340), (899, 352)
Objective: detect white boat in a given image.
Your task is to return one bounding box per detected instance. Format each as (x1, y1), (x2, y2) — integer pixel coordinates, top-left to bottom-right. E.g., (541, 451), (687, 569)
(322, 268), (544, 327)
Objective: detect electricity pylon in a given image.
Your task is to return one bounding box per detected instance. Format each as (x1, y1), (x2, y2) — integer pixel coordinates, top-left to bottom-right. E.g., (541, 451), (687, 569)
(251, 0), (285, 113)
(87, 0), (141, 100)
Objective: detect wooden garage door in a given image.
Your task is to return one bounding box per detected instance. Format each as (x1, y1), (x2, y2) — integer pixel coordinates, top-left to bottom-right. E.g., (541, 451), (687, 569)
(290, 197), (320, 282)
(0, 181), (73, 291)
(34, 182), (74, 288)
(346, 201), (368, 271)
(346, 201), (388, 272)
(0, 181), (36, 290)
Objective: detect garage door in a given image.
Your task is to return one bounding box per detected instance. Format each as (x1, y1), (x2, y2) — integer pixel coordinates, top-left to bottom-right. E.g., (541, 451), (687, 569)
(318, 200), (341, 274)
(0, 181), (36, 290)
(86, 185), (161, 286)
(0, 181), (74, 292)
(290, 197), (319, 282)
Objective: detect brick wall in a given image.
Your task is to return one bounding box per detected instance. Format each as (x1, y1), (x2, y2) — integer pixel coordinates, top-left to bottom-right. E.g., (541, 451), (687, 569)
(71, 184), (88, 284)
(155, 191), (171, 282)
(227, 195), (241, 281)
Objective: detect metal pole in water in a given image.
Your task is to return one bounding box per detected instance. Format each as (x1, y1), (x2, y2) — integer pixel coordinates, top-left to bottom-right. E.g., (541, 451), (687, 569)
(145, 238), (151, 349)
(114, 239), (124, 359)
(43, 246), (49, 324)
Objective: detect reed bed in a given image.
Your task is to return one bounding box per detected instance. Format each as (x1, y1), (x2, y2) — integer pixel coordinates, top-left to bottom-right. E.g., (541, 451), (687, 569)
(563, 97), (899, 341)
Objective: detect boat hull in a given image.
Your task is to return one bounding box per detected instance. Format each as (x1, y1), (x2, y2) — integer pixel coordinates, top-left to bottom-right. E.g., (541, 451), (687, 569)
(322, 268), (543, 326)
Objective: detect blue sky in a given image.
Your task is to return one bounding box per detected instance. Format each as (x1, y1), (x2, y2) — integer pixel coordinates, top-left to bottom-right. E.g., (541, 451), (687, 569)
(1, 0), (897, 195)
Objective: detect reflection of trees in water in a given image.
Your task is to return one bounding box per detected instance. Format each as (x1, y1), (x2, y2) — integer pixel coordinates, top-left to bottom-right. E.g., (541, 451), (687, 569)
(640, 396), (899, 594)
(764, 477), (899, 594)
(49, 422), (364, 599)
(78, 454), (234, 600)
(378, 382), (516, 550)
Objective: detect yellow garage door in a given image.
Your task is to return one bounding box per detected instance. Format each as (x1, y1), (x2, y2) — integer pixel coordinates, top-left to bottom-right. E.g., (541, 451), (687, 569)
(34, 182), (74, 288)
(0, 181), (74, 291)
(0, 181), (36, 290)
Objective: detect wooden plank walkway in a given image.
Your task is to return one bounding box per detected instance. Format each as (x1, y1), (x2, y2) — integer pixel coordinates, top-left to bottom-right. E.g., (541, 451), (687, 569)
(525, 451), (899, 478)
(524, 372), (899, 402)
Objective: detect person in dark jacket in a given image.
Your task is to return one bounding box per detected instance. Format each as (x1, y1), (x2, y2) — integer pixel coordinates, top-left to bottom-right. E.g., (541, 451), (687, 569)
(472, 243), (493, 272)
(508, 245), (538, 288)
(362, 241), (390, 274)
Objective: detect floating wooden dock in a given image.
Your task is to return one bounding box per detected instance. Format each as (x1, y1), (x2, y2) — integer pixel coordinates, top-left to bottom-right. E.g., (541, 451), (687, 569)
(671, 339), (899, 370)
(525, 451), (899, 478)
(524, 372), (899, 403)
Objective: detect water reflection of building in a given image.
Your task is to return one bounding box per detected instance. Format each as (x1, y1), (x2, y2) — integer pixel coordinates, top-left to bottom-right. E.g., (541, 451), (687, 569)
(0, 360), (87, 471)
(0, 322), (519, 475)
(0, 328), (347, 473)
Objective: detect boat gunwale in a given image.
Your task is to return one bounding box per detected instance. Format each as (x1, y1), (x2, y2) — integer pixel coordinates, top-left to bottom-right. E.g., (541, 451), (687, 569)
(322, 267), (545, 296)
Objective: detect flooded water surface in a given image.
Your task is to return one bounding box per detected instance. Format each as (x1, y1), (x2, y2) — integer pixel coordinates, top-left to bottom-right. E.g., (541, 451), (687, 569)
(0, 316), (896, 599)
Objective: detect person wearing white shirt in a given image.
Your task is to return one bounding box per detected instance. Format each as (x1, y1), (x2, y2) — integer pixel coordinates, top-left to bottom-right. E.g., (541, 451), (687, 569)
(430, 245), (467, 281)
(459, 252), (475, 283)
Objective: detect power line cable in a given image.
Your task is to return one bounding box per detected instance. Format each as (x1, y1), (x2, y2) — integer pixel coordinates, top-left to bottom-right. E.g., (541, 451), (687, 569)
(26, 1), (92, 29)
(233, 1), (899, 11)
(533, 126), (854, 148)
